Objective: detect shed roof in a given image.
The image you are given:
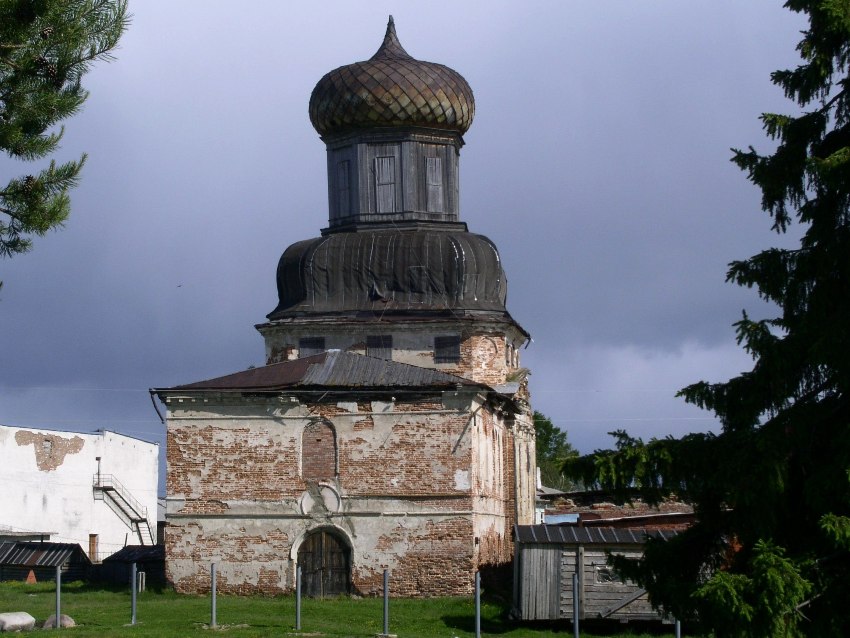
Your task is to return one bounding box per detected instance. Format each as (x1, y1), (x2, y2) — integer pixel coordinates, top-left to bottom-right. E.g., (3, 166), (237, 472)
(103, 545), (164, 563)
(514, 525), (677, 546)
(155, 350), (485, 394)
(0, 542), (90, 568)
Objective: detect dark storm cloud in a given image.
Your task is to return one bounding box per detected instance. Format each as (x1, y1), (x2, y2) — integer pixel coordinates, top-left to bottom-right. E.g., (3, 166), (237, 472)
(1, 2), (808, 470)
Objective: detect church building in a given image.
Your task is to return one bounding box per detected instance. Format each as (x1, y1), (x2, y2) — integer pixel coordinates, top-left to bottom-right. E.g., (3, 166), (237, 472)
(154, 17), (535, 597)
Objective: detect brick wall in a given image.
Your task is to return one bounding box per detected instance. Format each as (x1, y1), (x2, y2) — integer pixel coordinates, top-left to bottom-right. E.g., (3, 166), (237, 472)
(164, 390), (532, 596)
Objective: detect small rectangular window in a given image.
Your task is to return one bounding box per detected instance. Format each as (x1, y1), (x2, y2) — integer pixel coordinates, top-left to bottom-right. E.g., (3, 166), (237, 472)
(375, 156), (395, 213)
(426, 156), (443, 213)
(299, 337), (325, 358)
(434, 335), (461, 364)
(337, 161), (350, 216)
(366, 335), (392, 360)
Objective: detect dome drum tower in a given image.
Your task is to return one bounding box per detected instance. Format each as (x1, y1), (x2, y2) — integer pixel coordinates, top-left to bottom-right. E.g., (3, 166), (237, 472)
(257, 17), (529, 387)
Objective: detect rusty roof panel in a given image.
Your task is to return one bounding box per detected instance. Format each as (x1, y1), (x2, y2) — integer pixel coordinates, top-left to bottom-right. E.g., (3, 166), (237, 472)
(514, 525), (677, 546)
(158, 350), (482, 394)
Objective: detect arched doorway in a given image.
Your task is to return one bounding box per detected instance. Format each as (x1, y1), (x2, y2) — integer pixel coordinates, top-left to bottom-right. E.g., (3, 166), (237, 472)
(297, 528), (351, 597)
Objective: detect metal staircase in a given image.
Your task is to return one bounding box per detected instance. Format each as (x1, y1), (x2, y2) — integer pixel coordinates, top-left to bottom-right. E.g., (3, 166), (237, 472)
(92, 474), (154, 546)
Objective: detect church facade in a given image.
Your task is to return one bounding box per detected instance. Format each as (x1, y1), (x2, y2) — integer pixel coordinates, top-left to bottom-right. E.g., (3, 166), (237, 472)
(155, 18), (535, 597)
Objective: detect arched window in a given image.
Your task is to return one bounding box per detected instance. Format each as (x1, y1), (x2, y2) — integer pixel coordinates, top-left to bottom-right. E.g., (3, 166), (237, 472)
(302, 421), (337, 481)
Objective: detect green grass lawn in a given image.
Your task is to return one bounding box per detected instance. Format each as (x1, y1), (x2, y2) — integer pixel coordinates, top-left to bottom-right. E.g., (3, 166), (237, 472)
(0, 581), (684, 637)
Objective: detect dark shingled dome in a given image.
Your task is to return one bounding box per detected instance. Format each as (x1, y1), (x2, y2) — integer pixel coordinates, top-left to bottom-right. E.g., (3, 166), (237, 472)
(267, 229), (506, 318)
(309, 16), (475, 137)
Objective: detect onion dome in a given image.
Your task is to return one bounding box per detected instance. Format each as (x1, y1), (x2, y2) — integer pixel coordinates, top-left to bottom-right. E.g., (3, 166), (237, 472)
(267, 229), (505, 319)
(309, 16), (475, 137)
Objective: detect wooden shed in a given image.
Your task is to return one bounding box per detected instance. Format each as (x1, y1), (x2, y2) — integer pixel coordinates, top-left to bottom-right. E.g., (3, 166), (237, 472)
(0, 541), (91, 582)
(99, 545), (165, 587)
(513, 525), (676, 622)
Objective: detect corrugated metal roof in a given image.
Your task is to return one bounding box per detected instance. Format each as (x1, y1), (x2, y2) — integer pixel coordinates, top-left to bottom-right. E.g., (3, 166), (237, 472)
(0, 542), (89, 568)
(514, 525), (678, 546)
(156, 350), (484, 393)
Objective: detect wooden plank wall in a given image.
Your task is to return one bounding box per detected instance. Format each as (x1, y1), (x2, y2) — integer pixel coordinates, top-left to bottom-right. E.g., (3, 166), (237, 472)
(516, 544), (561, 620)
(559, 545), (661, 621)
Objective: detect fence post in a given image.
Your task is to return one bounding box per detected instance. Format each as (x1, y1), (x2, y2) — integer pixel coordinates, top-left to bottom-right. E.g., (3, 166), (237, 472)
(382, 569), (389, 636)
(295, 564), (302, 631)
(55, 565), (61, 630)
(130, 562), (137, 625)
(474, 571), (481, 638)
(675, 618), (682, 638)
(572, 571), (579, 638)
(210, 563), (217, 628)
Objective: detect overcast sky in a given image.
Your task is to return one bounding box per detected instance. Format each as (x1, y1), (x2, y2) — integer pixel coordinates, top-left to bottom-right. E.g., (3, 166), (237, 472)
(1, 2), (808, 490)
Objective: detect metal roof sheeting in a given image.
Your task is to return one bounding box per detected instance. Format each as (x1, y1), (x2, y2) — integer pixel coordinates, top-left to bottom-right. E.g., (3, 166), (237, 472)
(103, 545), (164, 563)
(0, 542), (89, 568)
(158, 350), (484, 393)
(514, 525), (678, 546)
(269, 229), (507, 318)
(309, 17), (474, 137)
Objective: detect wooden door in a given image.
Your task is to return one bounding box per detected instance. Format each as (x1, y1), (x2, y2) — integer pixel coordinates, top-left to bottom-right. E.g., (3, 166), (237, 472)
(298, 529), (350, 597)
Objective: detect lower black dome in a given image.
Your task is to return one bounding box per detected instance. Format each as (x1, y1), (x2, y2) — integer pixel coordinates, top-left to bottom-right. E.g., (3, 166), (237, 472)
(267, 229), (507, 318)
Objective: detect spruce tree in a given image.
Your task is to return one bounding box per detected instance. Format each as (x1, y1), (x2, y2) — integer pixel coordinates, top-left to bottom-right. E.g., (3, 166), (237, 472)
(564, 2), (850, 635)
(534, 411), (578, 491)
(0, 0), (128, 274)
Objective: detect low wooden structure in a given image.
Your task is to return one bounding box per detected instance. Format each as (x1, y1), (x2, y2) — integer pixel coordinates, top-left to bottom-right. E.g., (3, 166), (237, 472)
(513, 525), (676, 622)
(0, 542), (90, 582)
(99, 545), (165, 587)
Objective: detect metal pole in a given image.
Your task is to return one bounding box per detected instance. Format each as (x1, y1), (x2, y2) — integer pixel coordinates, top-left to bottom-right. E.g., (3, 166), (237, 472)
(382, 569), (389, 635)
(295, 564), (302, 631)
(130, 562), (137, 625)
(675, 618), (682, 638)
(474, 571), (481, 638)
(572, 571), (579, 638)
(55, 565), (61, 630)
(211, 563), (217, 628)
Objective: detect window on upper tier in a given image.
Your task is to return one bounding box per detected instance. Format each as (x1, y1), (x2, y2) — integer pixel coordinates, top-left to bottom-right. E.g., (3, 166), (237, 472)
(366, 335), (392, 360)
(299, 337), (325, 357)
(375, 156), (396, 213)
(434, 335), (461, 364)
(337, 160), (350, 216)
(426, 156), (443, 213)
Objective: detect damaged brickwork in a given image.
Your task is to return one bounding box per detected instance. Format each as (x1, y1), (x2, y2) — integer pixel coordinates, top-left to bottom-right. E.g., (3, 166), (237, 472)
(162, 389), (535, 596)
(257, 319), (527, 388)
(15, 430), (84, 471)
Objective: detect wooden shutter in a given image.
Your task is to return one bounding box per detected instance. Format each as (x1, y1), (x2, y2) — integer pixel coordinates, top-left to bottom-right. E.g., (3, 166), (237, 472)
(375, 156), (395, 213)
(426, 156), (443, 212)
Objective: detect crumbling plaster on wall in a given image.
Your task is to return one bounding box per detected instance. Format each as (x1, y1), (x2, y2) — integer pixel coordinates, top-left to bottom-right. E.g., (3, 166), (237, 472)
(258, 319), (527, 386)
(3, 425), (159, 559)
(14, 430), (85, 471)
(163, 386), (530, 595)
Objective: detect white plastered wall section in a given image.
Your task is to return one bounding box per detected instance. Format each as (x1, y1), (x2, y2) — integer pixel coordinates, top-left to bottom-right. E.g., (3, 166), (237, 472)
(0, 424), (159, 560)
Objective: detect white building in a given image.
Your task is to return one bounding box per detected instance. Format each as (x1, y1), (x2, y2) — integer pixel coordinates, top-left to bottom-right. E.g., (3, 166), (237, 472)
(0, 424), (159, 561)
